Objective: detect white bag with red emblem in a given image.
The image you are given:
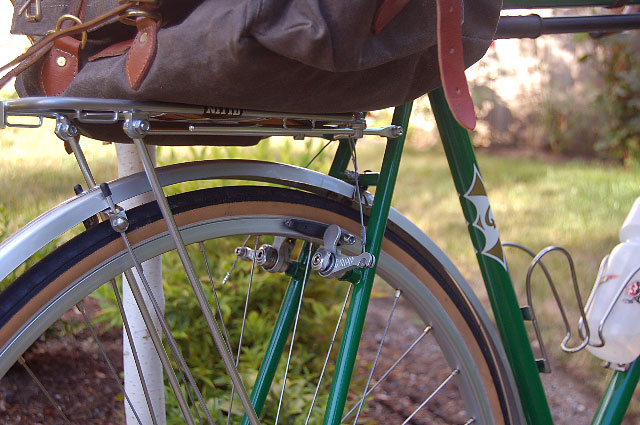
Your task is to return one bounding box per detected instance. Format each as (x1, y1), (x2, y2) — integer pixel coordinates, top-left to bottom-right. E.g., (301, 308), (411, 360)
(586, 197), (640, 365)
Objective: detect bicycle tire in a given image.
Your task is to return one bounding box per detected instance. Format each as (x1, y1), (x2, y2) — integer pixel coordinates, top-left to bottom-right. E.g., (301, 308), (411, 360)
(0, 185), (519, 424)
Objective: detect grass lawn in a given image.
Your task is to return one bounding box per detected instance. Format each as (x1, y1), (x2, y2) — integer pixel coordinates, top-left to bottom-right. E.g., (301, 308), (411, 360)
(1, 120), (639, 406)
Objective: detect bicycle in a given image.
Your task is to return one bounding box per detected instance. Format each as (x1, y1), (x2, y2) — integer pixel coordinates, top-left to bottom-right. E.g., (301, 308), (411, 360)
(1, 1), (640, 425)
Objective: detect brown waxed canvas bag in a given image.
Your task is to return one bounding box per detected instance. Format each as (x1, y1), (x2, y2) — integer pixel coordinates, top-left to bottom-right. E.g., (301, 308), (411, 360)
(5, 0), (501, 145)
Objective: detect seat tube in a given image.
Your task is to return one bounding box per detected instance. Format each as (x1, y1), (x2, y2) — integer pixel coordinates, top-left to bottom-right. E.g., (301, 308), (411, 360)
(429, 87), (553, 425)
(322, 102), (412, 425)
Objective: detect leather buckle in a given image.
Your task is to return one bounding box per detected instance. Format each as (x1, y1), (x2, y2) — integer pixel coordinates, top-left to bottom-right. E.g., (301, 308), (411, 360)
(48, 15), (88, 49)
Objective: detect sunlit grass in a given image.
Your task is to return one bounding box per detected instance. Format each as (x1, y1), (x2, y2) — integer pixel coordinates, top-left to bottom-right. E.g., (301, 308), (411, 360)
(0, 123), (117, 235)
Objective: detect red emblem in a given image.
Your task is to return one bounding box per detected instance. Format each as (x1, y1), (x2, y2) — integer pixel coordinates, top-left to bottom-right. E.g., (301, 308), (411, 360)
(628, 281), (640, 297)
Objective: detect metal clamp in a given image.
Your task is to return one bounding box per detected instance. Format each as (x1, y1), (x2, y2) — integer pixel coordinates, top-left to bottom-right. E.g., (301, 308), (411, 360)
(311, 224), (374, 279)
(503, 242), (592, 373)
(54, 115), (79, 141)
(99, 183), (129, 233)
(235, 246), (256, 262)
(349, 113), (367, 139)
(123, 111), (151, 139)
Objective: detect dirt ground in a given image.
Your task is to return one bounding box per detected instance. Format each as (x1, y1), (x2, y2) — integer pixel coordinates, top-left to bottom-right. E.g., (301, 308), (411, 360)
(0, 297), (638, 424)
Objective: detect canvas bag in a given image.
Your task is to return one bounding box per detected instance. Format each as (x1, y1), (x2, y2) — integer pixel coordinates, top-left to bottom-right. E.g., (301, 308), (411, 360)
(4, 0), (501, 144)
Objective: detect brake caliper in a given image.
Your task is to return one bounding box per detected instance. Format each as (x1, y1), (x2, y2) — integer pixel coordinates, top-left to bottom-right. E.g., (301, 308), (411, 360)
(311, 224), (374, 279)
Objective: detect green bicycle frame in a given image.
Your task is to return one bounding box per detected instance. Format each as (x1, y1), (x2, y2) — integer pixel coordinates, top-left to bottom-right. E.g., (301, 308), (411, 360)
(429, 88), (553, 425)
(234, 105), (412, 425)
(322, 103), (413, 425)
(429, 87), (640, 425)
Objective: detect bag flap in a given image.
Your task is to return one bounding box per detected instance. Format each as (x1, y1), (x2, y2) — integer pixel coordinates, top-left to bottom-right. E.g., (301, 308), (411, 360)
(251, 0), (500, 73)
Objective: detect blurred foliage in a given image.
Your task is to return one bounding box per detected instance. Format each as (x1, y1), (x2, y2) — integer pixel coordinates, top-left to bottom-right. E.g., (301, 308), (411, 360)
(467, 24), (640, 164)
(535, 30), (640, 163)
(588, 32), (640, 165)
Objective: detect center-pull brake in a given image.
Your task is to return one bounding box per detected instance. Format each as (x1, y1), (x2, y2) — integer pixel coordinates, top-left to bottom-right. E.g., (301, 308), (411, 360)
(235, 224), (375, 280)
(311, 224), (375, 279)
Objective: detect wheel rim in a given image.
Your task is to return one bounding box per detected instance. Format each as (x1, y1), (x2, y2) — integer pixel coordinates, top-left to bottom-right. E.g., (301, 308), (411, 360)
(0, 201), (503, 424)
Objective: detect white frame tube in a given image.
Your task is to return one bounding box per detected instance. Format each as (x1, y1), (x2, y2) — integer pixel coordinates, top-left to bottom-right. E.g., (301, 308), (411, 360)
(116, 143), (165, 425)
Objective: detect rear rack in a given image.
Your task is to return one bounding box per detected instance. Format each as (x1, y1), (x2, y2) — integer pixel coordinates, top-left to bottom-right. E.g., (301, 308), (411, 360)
(0, 97), (402, 141)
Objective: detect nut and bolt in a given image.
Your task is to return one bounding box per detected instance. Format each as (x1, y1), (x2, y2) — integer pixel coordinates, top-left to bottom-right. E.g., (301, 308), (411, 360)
(256, 244), (278, 269)
(311, 249), (333, 273)
(340, 233), (356, 245)
(134, 120), (150, 132)
(110, 215), (129, 233)
(123, 117), (151, 139)
(235, 246), (255, 261)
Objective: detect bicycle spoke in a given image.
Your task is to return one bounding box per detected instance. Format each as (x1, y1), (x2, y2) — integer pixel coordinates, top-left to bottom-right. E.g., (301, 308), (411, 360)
(18, 357), (72, 425)
(199, 242), (232, 351)
(121, 254), (215, 425)
(341, 325), (432, 423)
(183, 375), (205, 425)
(222, 235), (251, 285)
(275, 245), (313, 425)
(304, 283), (352, 425)
(352, 290), (401, 424)
(401, 369), (460, 425)
(109, 279), (160, 425)
(104, 194), (206, 424)
(76, 301), (144, 425)
(122, 266), (198, 425)
(226, 236), (259, 425)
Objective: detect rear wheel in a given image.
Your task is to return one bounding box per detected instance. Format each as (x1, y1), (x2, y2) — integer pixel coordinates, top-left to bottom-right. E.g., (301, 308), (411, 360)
(0, 186), (516, 424)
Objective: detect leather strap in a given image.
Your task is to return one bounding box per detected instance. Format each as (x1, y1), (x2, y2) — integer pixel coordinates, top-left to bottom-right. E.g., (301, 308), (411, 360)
(2, 0), (160, 93)
(372, 0), (412, 35)
(39, 36), (81, 95)
(373, 0), (476, 130)
(0, 1), (134, 83)
(125, 17), (158, 90)
(0, 41), (52, 90)
(36, 0), (85, 96)
(436, 0), (476, 130)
